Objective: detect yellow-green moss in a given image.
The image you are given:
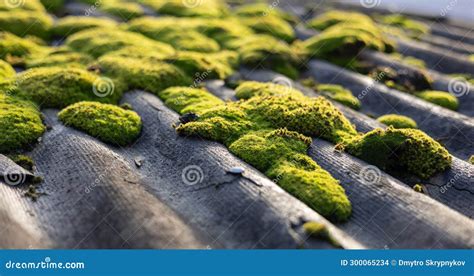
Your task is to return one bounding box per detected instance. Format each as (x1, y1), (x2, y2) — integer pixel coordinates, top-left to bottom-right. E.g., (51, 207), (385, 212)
(388, 53), (426, 69)
(158, 87), (224, 114)
(227, 35), (300, 79)
(5, 67), (124, 108)
(100, 1), (144, 20)
(413, 184), (424, 193)
(235, 81), (303, 100)
(343, 127), (451, 178)
(51, 16), (118, 37)
(317, 84), (360, 110)
(0, 93), (45, 153)
(66, 28), (175, 58)
(58, 101), (142, 146)
(0, 11), (53, 40)
(380, 15), (429, 39)
(307, 11), (373, 31)
(469, 155), (474, 165)
(98, 55), (191, 94)
(25, 51), (93, 69)
(377, 114), (418, 129)
(234, 3), (297, 23)
(415, 91), (459, 110)
(139, 0), (229, 18)
(40, 0), (64, 12)
(0, 60), (15, 80)
(239, 15), (295, 42)
(0, 32), (47, 65)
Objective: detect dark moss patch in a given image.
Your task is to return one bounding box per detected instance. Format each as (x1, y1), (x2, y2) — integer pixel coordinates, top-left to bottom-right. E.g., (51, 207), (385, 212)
(40, 0), (64, 12)
(377, 114), (417, 129)
(343, 127), (451, 178)
(98, 55), (191, 94)
(0, 32), (48, 65)
(0, 93), (45, 153)
(8, 154), (34, 172)
(369, 66), (432, 93)
(5, 67), (124, 108)
(0, 11), (53, 40)
(415, 91), (459, 111)
(51, 16), (118, 37)
(58, 101), (142, 146)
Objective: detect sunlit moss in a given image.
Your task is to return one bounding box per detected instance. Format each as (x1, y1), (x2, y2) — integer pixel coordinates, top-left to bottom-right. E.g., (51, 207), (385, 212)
(469, 155), (474, 165)
(51, 16), (118, 37)
(0, 60), (15, 80)
(58, 101), (142, 146)
(139, 0), (229, 17)
(0, 11), (53, 39)
(26, 51), (93, 69)
(239, 15), (295, 42)
(377, 114), (417, 129)
(158, 87), (224, 114)
(0, 32), (47, 65)
(234, 3), (297, 23)
(379, 14), (429, 39)
(100, 1), (144, 20)
(415, 91), (459, 110)
(307, 11), (373, 31)
(165, 51), (238, 79)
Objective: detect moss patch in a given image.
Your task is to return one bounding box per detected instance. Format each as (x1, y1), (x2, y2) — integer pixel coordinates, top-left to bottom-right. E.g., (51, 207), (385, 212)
(40, 0), (64, 12)
(100, 1), (144, 20)
(98, 55), (191, 94)
(0, 32), (48, 65)
(380, 15), (429, 39)
(368, 66), (432, 93)
(0, 60), (15, 80)
(234, 3), (297, 24)
(158, 87), (224, 114)
(415, 91), (459, 111)
(469, 155), (474, 165)
(5, 67), (124, 108)
(235, 81), (303, 99)
(0, 93), (45, 153)
(8, 154), (34, 171)
(316, 84), (360, 110)
(0, 11), (53, 40)
(58, 101), (142, 146)
(377, 114), (417, 129)
(343, 127), (451, 178)
(239, 15), (295, 42)
(26, 51), (93, 69)
(140, 0), (229, 18)
(51, 16), (118, 37)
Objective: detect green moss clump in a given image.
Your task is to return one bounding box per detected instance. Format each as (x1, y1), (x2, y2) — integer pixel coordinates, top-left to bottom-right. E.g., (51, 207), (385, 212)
(51, 16), (118, 37)
(158, 87), (224, 114)
(415, 91), (459, 110)
(40, 0), (64, 12)
(100, 1), (144, 20)
(469, 155), (474, 165)
(0, 11), (53, 39)
(98, 55), (191, 94)
(140, 0), (229, 18)
(227, 35), (300, 79)
(377, 114), (418, 129)
(0, 32), (47, 65)
(303, 221), (330, 239)
(239, 15), (295, 42)
(5, 67), (124, 108)
(343, 127), (452, 178)
(193, 18), (254, 46)
(157, 31), (221, 53)
(0, 60), (15, 80)
(8, 154), (34, 171)
(316, 84), (360, 110)
(234, 3), (297, 23)
(235, 81), (303, 99)
(26, 51), (93, 69)
(0, 93), (45, 153)
(380, 15), (429, 39)
(307, 11), (373, 31)
(413, 184), (424, 193)
(66, 28), (175, 58)
(58, 101), (142, 146)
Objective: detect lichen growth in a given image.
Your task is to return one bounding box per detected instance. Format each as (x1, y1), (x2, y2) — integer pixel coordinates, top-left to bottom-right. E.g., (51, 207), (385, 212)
(5, 67), (124, 108)
(377, 114), (418, 129)
(51, 16), (118, 37)
(0, 60), (15, 80)
(0, 11), (53, 39)
(415, 91), (459, 111)
(0, 93), (45, 153)
(343, 127), (452, 178)
(58, 101), (142, 146)
(66, 28), (175, 58)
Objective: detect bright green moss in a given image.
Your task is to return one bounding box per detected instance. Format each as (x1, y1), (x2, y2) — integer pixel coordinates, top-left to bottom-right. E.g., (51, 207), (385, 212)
(303, 222), (330, 238)
(415, 91), (459, 110)
(0, 11), (53, 39)
(0, 32), (47, 65)
(100, 1), (144, 20)
(40, 0), (64, 12)
(0, 93), (45, 153)
(234, 3), (297, 23)
(58, 101), (142, 146)
(26, 51), (93, 69)
(343, 127), (452, 178)
(165, 51), (238, 79)
(469, 155), (474, 165)
(158, 87), (224, 114)
(51, 16), (118, 37)
(239, 15), (295, 42)
(377, 114), (418, 129)
(159, 31), (221, 53)
(388, 53), (426, 69)
(227, 35), (299, 79)
(0, 60), (15, 80)
(0, 0), (45, 12)
(139, 0), (229, 18)
(6, 67), (124, 108)
(98, 55), (191, 94)
(235, 81), (303, 99)
(380, 15), (429, 39)
(66, 28), (175, 58)
(317, 84), (360, 110)
(307, 11), (373, 31)
(413, 184), (424, 193)
(193, 18), (254, 46)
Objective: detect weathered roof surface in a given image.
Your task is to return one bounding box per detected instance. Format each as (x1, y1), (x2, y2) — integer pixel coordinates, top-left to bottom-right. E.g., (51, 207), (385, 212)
(0, 0), (473, 249)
